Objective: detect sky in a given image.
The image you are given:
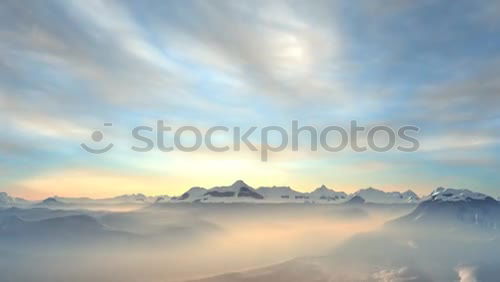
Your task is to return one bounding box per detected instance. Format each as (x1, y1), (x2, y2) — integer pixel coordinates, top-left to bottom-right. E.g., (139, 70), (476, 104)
(1, 0), (499, 199)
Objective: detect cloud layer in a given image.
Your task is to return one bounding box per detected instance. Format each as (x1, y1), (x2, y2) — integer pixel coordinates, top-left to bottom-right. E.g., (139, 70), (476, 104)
(1, 0), (499, 197)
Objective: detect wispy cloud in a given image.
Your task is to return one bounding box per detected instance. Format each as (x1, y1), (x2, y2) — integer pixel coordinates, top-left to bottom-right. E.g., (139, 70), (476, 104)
(1, 0), (500, 196)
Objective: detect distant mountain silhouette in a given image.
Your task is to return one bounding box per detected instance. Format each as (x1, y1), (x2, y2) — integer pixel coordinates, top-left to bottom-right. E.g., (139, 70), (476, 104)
(344, 195), (365, 205)
(169, 181), (420, 204)
(390, 188), (500, 230)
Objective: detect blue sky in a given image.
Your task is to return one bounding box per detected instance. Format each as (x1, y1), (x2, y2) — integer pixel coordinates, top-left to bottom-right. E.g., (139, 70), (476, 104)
(1, 0), (499, 199)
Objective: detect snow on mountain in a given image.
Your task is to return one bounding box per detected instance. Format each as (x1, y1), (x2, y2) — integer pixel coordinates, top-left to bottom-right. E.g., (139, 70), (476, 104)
(3, 182), (426, 207)
(344, 195), (366, 205)
(175, 187), (209, 201)
(171, 182), (350, 204)
(37, 197), (68, 207)
(153, 195), (170, 203)
(0, 192), (17, 206)
(0, 192), (31, 207)
(172, 180), (263, 203)
(424, 187), (490, 202)
(402, 190), (420, 201)
(309, 185), (348, 203)
(44, 194), (166, 206)
(353, 187), (420, 204)
(390, 187), (500, 229)
(168, 181), (421, 204)
(256, 186), (305, 202)
(106, 194), (160, 204)
(206, 180), (263, 200)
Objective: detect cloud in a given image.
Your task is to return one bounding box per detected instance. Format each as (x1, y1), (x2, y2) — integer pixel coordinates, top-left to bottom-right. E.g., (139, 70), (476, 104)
(456, 265), (478, 282)
(138, 0), (348, 106)
(415, 59), (500, 124)
(406, 240), (418, 249)
(15, 168), (174, 198)
(2, 0), (500, 196)
(419, 133), (498, 152)
(372, 266), (430, 282)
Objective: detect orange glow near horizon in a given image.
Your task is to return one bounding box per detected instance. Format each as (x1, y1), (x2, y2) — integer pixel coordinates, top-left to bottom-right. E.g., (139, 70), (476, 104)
(9, 164), (431, 201)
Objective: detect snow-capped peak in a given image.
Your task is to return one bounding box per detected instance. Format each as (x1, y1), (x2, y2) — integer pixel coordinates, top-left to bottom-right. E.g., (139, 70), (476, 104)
(176, 187), (207, 201)
(112, 193), (148, 202)
(402, 190), (418, 197)
(391, 187), (500, 229)
(426, 187), (493, 202)
(313, 185), (332, 194)
(168, 182), (425, 204)
(256, 186), (304, 202)
(209, 180), (254, 193)
(0, 192), (30, 207)
(0, 192), (16, 206)
(353, 187), (420, 204)
(172, 181), (263, 202)
(230, 180), (248, 189)
(309, 185), (348, 202)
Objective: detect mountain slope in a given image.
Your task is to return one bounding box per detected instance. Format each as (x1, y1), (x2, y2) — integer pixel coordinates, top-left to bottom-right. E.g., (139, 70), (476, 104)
(190, 187), (500, 282)
(0, 192), (31, 207)
(172, 180), (264, 203)
(45, 194), (168, 206)
(390, 187), (500, 229)
(0, 214), (104, 237)
(309, 185), (348, 203)
(353, 187), (419, 204)
(0, 213), (133, 244)
(168, 181), (420, 204)
(256, 186), (305, 202)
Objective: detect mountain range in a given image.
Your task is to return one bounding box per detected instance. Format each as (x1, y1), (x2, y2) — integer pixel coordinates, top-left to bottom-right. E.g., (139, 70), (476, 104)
(169, 180), (420, 204)
(390, 187), (500, 230)
(0, 192), (31, 207)
(2, 183), (500, 282)
(189, 187), (500, 282)
(3, 181), (499, 207)
(1, 193), (169, 208)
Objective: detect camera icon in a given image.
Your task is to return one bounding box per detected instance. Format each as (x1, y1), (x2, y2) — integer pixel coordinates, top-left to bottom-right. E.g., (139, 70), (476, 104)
(81, 123), (114, 154)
